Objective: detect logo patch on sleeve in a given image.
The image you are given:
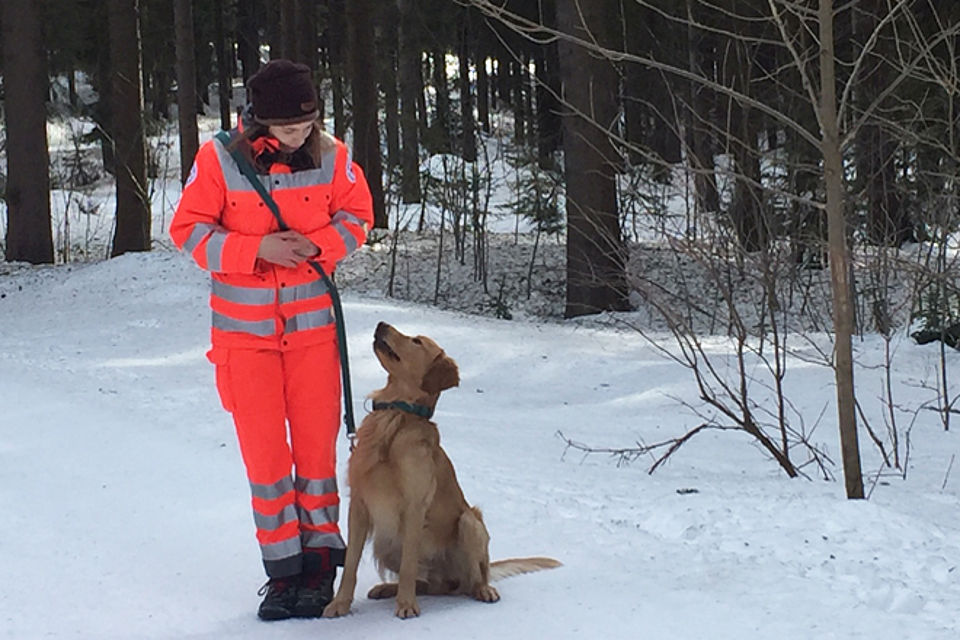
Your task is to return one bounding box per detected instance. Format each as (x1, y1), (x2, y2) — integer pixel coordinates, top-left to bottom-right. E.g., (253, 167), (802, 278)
(184, 162), (198, 187)
(346, 149), (357, 183)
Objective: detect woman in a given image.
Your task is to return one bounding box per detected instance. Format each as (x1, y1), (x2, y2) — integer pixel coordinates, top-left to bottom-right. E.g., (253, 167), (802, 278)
(169, 59), (373, 620)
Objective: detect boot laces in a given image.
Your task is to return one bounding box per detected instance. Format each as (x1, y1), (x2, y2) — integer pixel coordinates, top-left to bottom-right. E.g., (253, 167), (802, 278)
(258, 576), (295, 597)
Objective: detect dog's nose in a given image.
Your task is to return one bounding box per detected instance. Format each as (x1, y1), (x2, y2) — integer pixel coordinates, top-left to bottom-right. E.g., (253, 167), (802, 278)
(375, 321), (391, 339)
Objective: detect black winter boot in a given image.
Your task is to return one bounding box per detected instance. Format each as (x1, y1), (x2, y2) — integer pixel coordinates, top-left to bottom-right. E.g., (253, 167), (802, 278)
(293, 568), (336, 618)
(257, 575), (300, 621)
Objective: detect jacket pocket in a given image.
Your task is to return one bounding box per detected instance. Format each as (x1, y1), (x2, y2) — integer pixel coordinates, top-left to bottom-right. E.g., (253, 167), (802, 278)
(206, 347), (235, 413)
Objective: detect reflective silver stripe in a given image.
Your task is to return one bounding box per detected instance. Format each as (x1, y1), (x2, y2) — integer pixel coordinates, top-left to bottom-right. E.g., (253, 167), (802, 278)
(213, 137), (270, 192)
(330, 210), (366, 228)
(213, 312), (276, 337)
(213, 136), (336, 191)
(285, 308), (335, 333)
(251, 476), (295, 501)
(333, 221), (359, 254)
(261, 536), (302, 561)
(254, 504), (298, 532)
(331, 210), (365, 254)
(205, 230), (228, 271)
(298, 504), (340, 527)
(302, 531), (345, 550)
(278, 279), (328, 304)
(212, 279), (277, 305)
(183, 223), (217, 253)
(295, 476), (339, 496)
(265, 163), (336, 190)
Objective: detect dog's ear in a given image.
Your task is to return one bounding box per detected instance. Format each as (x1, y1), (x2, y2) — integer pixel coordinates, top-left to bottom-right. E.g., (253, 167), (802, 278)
(421, 355), (459, 393)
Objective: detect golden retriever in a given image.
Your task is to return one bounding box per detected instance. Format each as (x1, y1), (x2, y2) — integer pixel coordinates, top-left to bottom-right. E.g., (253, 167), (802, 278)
(323, 322), (560, 619)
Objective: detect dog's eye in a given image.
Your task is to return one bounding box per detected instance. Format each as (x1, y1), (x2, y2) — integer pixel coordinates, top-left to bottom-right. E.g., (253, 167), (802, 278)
(412, 338), (422, 345)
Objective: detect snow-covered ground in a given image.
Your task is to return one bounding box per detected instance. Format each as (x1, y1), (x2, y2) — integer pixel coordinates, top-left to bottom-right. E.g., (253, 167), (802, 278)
(1, 247), (959, 639)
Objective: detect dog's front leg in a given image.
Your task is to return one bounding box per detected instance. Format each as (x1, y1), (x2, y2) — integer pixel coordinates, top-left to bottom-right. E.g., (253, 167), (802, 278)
(323, 498), (371, 618)
(394, 449), (435, 619)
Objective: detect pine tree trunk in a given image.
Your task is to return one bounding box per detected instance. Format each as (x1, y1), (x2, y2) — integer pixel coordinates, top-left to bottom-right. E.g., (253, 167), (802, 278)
(297, 0), (317, 67)
(459, 12), (477, 163)
(432, 47), (451, 151)
(108, 0), (151, 256)
(819, 0), (864, 500)
(237, 0), (260, 82)
(174, 0), (200, 183)
(381, 6), (401, 169)
(214, 0), (233, 130)
(535, 34), (562, 168)
(557, 0), (629, 317)
(328, 0), (347, 138)
(684, 0), (719, 219)
(854, 5), (909, 247)
(725, 37), (767, 252)
(347, 0), (386, 229)
(1, 0), (53, 264)
(476, 40), (490, 133)
(511, 58), (525, 142)
(398, 0), (422, 204)
(280, 0), (297, 59)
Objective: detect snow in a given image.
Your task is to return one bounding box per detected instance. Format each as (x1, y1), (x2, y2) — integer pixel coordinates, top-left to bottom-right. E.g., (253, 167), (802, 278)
(2, 96), (960, 639)
(2, 247), (960, 640)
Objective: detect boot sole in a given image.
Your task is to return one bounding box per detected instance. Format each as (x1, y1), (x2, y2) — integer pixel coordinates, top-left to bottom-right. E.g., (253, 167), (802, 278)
(258, 606), (294, 621)
(293, 603), (328, 618)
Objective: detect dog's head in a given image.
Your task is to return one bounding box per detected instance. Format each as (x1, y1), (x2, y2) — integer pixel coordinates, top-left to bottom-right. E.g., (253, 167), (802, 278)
(373, 322), (460, 398)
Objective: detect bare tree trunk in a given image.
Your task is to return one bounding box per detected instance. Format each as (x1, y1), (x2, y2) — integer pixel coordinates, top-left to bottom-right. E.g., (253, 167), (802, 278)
(236, 0), (260, 82)
(398, 0), (422, 203)
(109, 0), (151, 256)
(535, 6), (562, 169)
(557, 0), (629, 317)
(853, 4), (910, 247)
(214, 0), (233, 130)
(819, 0), (864, 500)
(280, 0), (297, 59)
(476, 37), (490, 133)
(297, 0), (318, 67)
(348, 0), (386, 229)
(174, 0), (200, 183)
(684, 0), (719, 221)
(1, 0), (53, 264)
(381, 5), (401, 169)
(328, 0), (347, 138)
(511, 58), (526, 142)
(432, 47), (451, 150)
(459, 11), (477, 163)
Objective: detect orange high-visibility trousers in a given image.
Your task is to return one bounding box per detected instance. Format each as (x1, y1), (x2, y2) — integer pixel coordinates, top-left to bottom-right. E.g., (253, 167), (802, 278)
(208, 341), (345, 577)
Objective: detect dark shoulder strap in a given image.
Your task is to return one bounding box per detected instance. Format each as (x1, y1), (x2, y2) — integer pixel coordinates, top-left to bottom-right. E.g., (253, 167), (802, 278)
(211, 130), (357, 438)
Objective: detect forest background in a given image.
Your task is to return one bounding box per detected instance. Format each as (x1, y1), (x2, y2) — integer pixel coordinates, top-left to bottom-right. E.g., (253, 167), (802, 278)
(2, 0), (960, 498)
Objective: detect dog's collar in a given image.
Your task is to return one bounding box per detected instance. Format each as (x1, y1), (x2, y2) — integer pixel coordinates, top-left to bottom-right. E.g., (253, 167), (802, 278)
(371, 401), (434, 419)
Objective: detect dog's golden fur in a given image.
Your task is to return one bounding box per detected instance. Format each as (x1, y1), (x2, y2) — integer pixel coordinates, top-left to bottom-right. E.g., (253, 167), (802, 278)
(323, 322), (560, 619)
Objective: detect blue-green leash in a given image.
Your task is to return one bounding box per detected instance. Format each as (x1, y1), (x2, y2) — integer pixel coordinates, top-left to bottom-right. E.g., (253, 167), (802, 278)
(214, 130), (357, 444)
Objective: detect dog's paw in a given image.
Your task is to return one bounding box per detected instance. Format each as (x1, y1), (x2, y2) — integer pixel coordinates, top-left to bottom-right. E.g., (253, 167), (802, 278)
(322, 598), (353, 618)
(367, 583), (398, 600)
(472, 584), (500, 603)
(395, 597), (421, 619)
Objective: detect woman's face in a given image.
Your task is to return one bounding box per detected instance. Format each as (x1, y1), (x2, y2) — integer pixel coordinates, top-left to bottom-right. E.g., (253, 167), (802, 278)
(268, 121), (314, 151)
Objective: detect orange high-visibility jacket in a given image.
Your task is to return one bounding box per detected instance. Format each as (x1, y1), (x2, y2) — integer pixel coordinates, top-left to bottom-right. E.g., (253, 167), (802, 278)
(170, 129), (373, 351)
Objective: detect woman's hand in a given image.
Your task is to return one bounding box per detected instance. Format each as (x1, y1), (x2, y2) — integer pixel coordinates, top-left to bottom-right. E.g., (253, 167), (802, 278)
(257, 230), (319, 268)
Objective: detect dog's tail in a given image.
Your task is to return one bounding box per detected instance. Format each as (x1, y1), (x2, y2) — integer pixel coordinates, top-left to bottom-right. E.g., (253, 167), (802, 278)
(489, 557), (562, 581)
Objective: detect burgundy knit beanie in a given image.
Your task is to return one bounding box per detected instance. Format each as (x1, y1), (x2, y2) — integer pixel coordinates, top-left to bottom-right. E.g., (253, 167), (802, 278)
(247, 59), (319, 125)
